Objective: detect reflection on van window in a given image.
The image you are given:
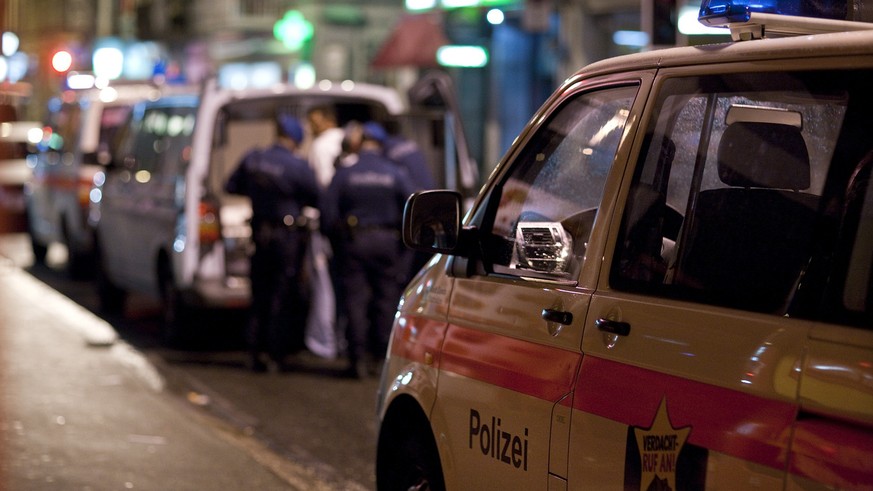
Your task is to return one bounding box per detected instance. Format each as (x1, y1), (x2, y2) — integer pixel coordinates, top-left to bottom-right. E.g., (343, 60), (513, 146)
(484, 84), (639, 281)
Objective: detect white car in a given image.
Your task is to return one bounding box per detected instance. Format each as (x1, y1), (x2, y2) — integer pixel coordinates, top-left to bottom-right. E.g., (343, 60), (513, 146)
(376, 1), (873, 489)
(25, 83), (165, 277)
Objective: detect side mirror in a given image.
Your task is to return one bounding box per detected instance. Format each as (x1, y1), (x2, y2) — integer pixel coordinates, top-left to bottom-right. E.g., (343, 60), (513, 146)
(403, 190), (462, 254)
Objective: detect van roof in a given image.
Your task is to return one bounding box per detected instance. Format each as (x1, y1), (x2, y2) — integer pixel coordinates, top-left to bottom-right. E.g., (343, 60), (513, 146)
(572, 28), (873, 82)
(205, 80), (407, 116)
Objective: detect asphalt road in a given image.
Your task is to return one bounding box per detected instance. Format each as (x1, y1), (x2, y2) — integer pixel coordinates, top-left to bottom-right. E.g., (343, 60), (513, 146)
(0, 233), (381, 490)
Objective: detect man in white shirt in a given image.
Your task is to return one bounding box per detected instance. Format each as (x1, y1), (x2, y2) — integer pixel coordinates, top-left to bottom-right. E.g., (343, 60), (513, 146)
(306, 104), (346, 188)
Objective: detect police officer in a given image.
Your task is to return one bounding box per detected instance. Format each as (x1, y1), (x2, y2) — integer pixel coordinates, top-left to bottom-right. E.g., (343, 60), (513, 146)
(225, 114), (320, 372)
(322, 121), (417, 378)
(366, 121), (437, 283)
(381, 124), (436, 191)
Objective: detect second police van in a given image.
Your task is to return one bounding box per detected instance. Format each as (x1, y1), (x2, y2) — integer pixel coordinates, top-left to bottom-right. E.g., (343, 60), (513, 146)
(376, 0), (873, 489)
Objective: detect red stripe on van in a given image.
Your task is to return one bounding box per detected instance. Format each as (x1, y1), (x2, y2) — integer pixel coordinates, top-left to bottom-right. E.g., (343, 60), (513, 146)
(790, 417), (873, 488)
(438, 324), (581, 403)
(575, 356), (795, 471)
(389, 315), (449, 365)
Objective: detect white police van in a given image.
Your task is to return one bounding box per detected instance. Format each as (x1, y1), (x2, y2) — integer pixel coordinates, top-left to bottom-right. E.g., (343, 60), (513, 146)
(92, 78), (450, 344)
(376, 0), (873, 489)
(25, 83), (164, 277)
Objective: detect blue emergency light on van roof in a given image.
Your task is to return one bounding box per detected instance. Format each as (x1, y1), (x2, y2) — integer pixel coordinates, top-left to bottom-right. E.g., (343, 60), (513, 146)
(698, 0), (873, 39)
(699, 0), (850, 25)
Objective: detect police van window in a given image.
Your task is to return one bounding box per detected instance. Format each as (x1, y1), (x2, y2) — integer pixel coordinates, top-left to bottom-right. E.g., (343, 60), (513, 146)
(96, 105), (134, 165)
(130, 106), (196, 182)
(156, 107), (196, 177)
(483, 84), (638, 281)
(611, 71), (858, 315)
(126, 108), (165, 179)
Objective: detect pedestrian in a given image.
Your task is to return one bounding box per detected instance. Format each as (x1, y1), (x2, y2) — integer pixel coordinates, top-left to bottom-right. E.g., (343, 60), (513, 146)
(306, 104), (345, 188)
(225, 114), (320, 373)
(365, 121), (437, 282)
(321, 121), (417, 379)
(305, 104), (347, 357)
(380, 123), (436, 191)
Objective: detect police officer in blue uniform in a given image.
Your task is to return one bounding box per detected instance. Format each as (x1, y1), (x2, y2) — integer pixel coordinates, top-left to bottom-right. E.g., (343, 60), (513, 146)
(367, 121), (438, 283)
(225, 114), (320, 372)
(322, 122), (417, 378)
(381, 125), (436, 191)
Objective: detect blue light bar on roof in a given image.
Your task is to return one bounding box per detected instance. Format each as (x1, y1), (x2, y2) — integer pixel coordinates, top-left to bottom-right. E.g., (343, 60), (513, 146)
(699, 0), (849, 26)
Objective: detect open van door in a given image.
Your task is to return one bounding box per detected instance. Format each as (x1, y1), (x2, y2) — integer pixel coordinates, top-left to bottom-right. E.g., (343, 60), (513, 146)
(402, 70), (480, 201)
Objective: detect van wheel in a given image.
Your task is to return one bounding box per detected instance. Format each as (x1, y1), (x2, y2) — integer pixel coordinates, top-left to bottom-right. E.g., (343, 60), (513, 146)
(159, 265), (190, 347)
(62, 218), (92, 280)
(377, 414), (445, 491)
(96, 251), (126, 316)
(29, 233), (47, 265)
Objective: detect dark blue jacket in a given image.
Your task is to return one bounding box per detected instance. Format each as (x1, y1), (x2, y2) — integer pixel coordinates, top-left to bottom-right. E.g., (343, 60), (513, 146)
(384, 135), (436, 191)
(322, 149), (417, 238)
(225, 144), (319, 226)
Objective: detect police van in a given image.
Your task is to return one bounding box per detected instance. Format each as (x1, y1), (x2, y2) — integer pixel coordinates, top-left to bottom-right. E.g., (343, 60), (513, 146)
(26, 83), (167, 278)
(92, 78), (464, 344)
(376, 0), (873, 489)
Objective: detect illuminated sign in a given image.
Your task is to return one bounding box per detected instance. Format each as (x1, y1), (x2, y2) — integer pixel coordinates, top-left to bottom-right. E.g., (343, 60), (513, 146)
(406, 0), (516, 11)
(274, 10), (315, 52)
(437, 45), (489, 68)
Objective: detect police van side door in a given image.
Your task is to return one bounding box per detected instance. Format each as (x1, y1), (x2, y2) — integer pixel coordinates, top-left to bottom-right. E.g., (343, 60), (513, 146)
(97, 103), (146, 287)
(787, 123), (873, 488)
(432, 77), (645, 490)
(571, 66), (853, 489)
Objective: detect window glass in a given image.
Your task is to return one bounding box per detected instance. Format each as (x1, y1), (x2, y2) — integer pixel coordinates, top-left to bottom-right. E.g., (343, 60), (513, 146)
(483, 84), (638, 281)
(156, 107), (196, 177)
(131, 106), (196, 180)
(611, 70), (873, 321)
(46, 102), (81, 152)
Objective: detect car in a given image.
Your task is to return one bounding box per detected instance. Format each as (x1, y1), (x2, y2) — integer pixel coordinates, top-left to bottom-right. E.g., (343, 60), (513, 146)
(0, 118), (40, 233)
(375, 1), (873, 489)
(0, 82), (37, 234)
(92, 78), (454, 344)
(25, 83), (165, 277)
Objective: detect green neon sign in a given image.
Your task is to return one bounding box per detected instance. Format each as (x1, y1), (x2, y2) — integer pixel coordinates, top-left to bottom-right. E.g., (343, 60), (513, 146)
(406, 0), (516, 11)
(273, 10), (314, 52)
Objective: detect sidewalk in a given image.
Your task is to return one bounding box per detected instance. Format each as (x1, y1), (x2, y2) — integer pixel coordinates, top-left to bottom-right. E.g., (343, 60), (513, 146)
(0, 249), (325, 490)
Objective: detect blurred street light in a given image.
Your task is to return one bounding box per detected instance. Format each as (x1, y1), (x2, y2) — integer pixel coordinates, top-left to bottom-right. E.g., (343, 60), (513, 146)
(51, 50), (73, 73)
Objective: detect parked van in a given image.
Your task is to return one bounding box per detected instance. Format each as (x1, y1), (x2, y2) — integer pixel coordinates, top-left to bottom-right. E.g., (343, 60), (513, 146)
(25, 83), (164, 277)
(376, 2), (873, 489)
(93, 79), (448, 343)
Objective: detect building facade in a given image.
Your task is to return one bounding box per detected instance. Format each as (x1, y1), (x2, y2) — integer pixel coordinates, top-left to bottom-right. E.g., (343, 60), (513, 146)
(4, 0), (660, 169)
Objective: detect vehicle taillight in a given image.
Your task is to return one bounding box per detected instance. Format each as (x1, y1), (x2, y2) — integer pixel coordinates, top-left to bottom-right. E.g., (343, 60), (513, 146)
(199, 200), (220, 245)
(77, 176), (93, 209)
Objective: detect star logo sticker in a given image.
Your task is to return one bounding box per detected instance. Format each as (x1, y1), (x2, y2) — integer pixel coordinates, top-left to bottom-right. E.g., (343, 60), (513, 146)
(633, 398), (691, 491)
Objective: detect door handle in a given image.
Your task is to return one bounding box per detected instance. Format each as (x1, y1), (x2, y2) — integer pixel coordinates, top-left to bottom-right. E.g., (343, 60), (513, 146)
(595, 318), (631, 336)
(541, 309), (573, 325)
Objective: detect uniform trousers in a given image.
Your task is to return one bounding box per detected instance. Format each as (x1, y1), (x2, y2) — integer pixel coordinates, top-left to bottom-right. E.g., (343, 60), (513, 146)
(336, 228), (406, 366)
(248, 224), (309, 363)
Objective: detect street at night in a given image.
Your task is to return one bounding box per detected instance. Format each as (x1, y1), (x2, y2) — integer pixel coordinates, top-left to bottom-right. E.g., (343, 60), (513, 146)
(0, 233), (379, 490)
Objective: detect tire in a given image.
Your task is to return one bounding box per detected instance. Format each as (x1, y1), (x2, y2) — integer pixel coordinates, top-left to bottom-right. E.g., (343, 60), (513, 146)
(62, 218), (93, 280)
(29, 232), (48, 266)
(377, 411), (445, 491)
(159, 263), (191, 347)
(96, 249), (126, 316)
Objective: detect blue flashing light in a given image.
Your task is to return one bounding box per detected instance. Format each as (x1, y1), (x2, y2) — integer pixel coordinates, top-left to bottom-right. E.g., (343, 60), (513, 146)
(699, 0), (849, 26)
